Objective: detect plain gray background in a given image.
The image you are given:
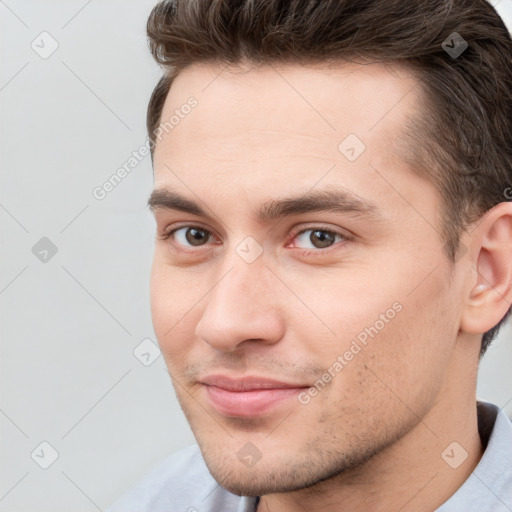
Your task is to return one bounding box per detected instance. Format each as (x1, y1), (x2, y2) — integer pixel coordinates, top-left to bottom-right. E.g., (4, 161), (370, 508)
(1, 1), (511, 510)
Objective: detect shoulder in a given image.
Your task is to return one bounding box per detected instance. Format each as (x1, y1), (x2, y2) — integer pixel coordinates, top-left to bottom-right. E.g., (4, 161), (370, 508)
(106, 444), (246, 512)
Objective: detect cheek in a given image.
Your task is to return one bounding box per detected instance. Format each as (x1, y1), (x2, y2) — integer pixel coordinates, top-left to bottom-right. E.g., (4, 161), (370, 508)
(344, 277), (456, 411)
(282, 265), (404, 359)
(149, 261), (202, 361)
(304, 306), (447, 438)
(292, 261), (456, 404)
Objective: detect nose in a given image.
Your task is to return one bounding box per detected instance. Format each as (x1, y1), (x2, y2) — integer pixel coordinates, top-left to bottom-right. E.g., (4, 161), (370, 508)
(195, 259), (285, 352)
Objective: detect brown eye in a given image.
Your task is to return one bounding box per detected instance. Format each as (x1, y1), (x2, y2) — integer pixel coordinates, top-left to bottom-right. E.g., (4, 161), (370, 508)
(185, 227), (210, 246)
(310, 230), (337, 248)
(170, 226), (212, 247)
(292, 228), (346, 250)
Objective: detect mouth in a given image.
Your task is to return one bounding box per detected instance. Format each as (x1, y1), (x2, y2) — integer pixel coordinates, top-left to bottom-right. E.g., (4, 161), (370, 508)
(199, 374), (310, 418)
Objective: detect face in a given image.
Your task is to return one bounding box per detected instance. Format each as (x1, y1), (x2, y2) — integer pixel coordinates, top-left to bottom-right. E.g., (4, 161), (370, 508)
(149, 61), (464, 496)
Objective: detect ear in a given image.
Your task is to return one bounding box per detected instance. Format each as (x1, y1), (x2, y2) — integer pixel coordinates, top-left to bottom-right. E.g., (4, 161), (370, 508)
(460, 201), (512, 335)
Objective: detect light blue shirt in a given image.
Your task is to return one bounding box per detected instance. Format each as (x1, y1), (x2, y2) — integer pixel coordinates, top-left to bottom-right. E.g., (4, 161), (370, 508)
(107, 401), (512, 512)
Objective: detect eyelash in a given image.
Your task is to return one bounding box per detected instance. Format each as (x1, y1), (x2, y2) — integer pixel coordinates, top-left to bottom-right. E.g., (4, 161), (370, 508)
(159, 224), (350, 256)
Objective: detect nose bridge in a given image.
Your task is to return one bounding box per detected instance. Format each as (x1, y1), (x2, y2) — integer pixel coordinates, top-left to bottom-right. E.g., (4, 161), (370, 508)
(215, 235), (273, 305)
(196, 252), (284, 351)
(207, 255), (270, 324)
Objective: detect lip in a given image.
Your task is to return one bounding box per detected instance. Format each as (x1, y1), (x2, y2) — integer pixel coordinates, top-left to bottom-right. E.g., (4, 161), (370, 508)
(200, 375), (310, 418)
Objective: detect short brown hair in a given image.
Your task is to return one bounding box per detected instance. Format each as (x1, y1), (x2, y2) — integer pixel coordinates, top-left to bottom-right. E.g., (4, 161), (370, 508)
(146, 0), (512, 356)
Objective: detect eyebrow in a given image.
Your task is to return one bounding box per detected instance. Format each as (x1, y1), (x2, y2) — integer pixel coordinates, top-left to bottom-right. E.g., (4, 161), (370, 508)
(147, 188), (381, 222)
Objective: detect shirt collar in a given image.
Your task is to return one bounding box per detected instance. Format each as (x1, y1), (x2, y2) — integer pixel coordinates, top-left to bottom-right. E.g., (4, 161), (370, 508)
(437, 400), (512, 511)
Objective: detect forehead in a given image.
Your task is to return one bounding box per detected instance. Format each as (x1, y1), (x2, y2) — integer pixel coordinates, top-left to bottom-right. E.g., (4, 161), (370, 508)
(153, 61), (418, 167)
(152, 61), (424, 211)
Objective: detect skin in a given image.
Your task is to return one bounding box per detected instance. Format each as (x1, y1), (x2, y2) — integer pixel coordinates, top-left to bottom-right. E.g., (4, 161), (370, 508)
(148, 60), (512, 511)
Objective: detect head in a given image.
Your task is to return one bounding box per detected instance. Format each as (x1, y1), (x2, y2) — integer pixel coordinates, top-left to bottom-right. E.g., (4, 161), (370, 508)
(146, 0), (512, 497)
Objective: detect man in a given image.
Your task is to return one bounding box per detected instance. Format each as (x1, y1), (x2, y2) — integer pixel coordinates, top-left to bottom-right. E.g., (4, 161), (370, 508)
(108, 0), (512, 510)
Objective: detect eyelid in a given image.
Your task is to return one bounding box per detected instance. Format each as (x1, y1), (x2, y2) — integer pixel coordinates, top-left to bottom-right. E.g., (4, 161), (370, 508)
(161, 223), (216, 240)
(286, 223), (352, 246)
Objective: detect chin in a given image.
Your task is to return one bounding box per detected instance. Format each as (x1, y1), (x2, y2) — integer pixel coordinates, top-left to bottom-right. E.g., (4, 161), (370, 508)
(200, 448), (353, 497)
(206, 464), (314, 497)
(196, 421), (409, 498)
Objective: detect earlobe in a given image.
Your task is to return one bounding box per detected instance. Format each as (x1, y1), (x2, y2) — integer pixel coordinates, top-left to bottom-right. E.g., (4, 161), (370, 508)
(460, 203), (512, 335)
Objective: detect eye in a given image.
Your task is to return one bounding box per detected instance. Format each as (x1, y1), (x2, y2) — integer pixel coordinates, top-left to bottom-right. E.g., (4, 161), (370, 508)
(171, 226), (213, 247)
(292, 228), (346, 249)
